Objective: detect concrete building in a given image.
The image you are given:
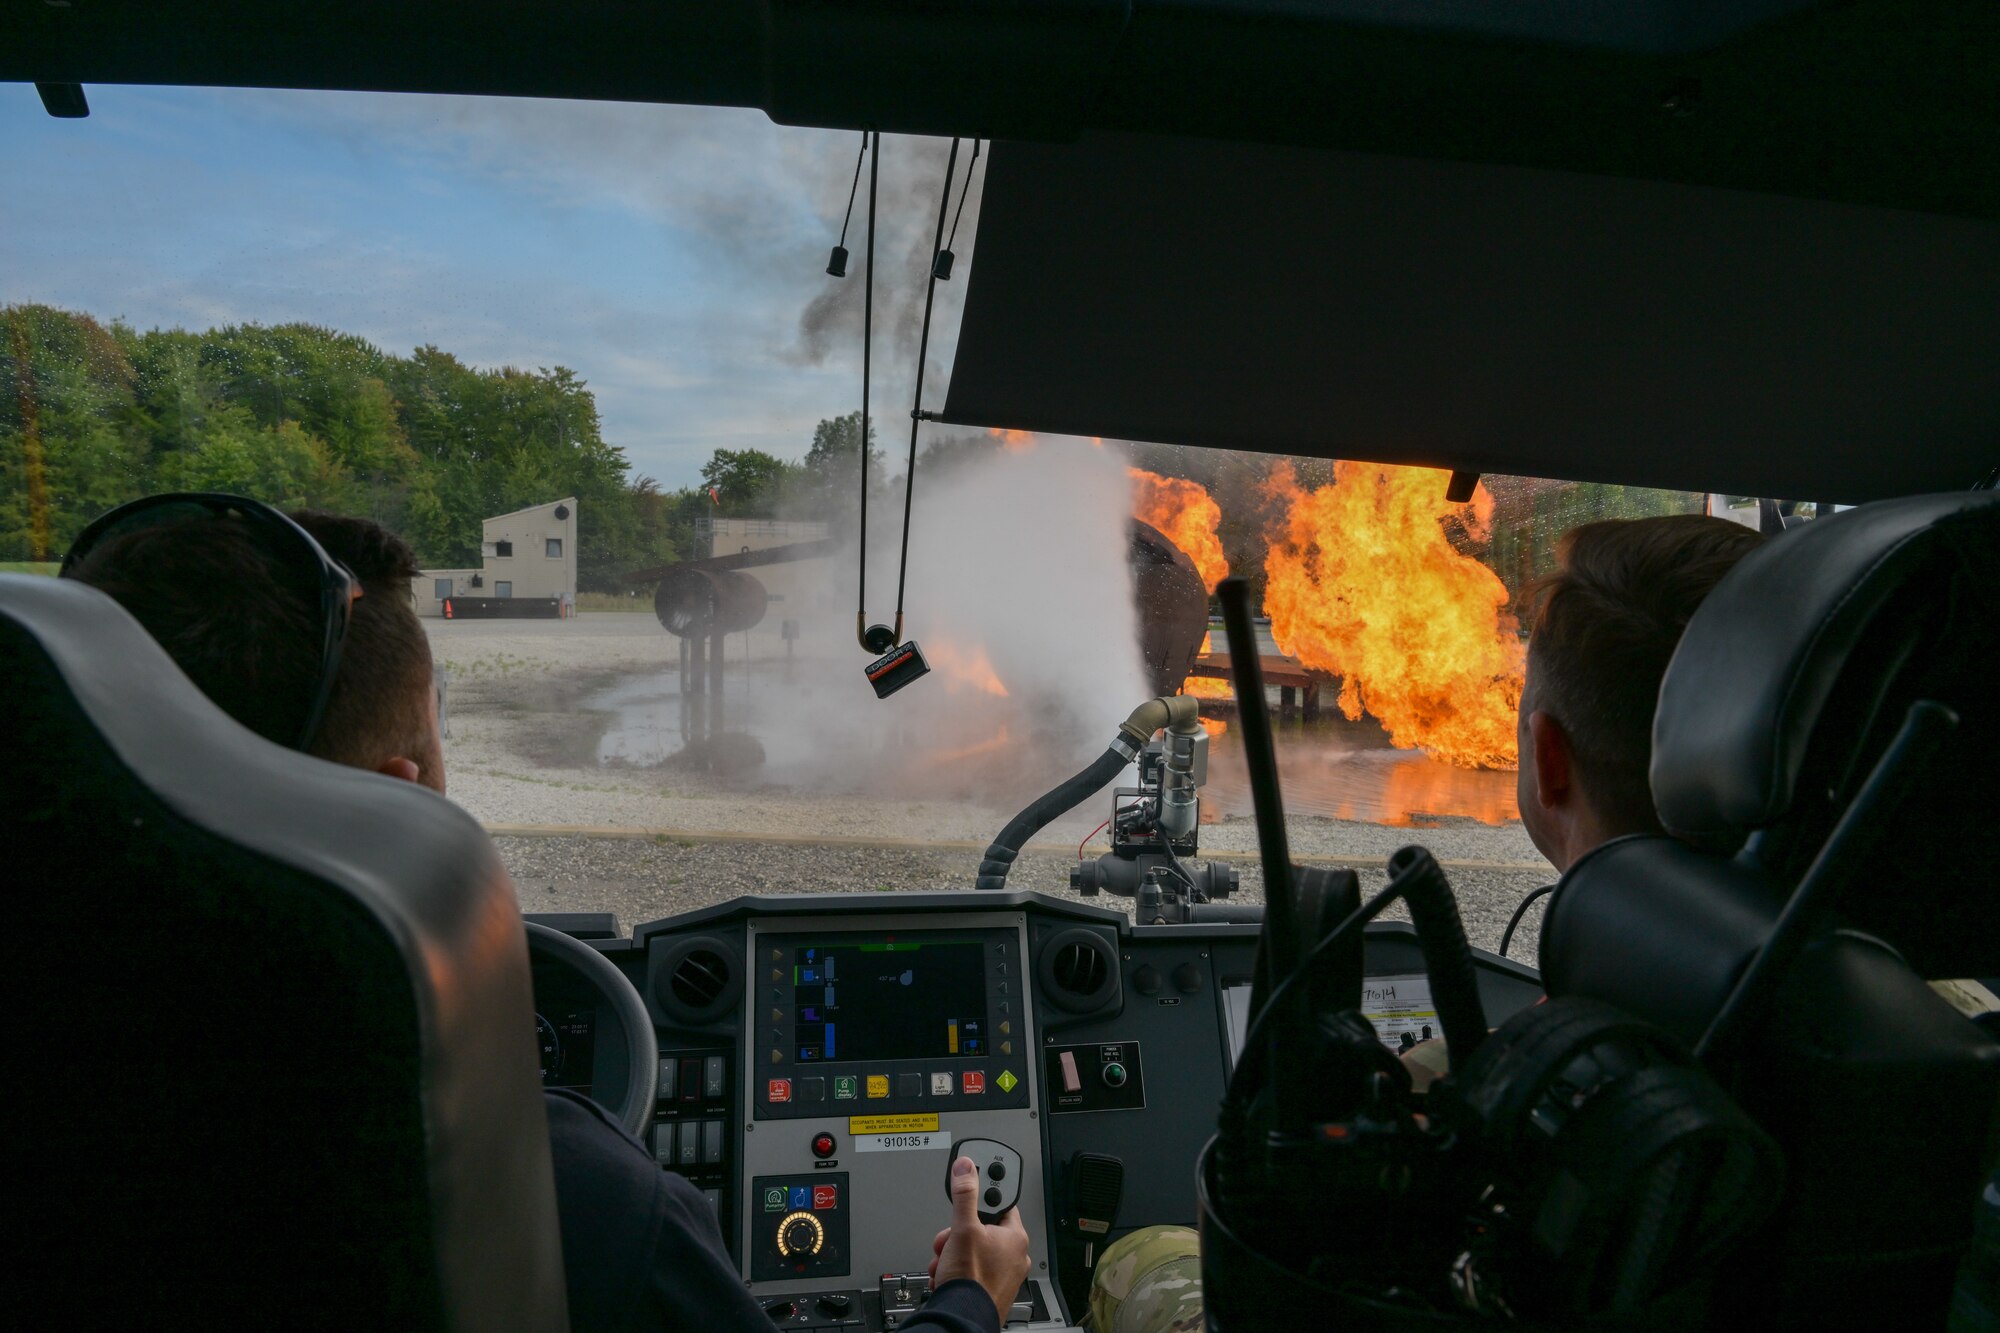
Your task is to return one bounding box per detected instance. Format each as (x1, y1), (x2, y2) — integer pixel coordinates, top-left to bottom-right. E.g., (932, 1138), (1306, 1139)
(686, 517), (835, 669)
(413, 497), (578, 617)
(703, 516), (830, 615)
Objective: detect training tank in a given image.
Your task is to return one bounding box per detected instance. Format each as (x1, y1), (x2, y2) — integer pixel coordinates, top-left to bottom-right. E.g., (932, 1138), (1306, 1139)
(630, 522), (1209, 692)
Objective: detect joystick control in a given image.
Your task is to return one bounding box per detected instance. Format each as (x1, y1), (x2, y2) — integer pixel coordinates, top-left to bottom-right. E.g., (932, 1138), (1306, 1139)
(946, 1138), (1023, 1223)
(776, 1210), (825, 1259)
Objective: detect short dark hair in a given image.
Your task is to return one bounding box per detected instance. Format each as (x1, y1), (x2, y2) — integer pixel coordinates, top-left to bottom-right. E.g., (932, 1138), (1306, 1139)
(69, 509), (433, 775)
(289, 511), (435, 778)
(1523, 515), (1766, 833)
(70, 518), (325, 749)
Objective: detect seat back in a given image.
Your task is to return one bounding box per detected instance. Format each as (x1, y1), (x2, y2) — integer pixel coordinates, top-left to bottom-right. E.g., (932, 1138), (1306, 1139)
(1, 574), (568, 1331)
(1651, 489), (2000, 977)
(1540, 493), (2000, 1329)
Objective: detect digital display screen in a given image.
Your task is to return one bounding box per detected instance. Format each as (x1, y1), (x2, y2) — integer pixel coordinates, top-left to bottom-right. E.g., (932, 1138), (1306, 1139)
(537, 1007), (597, 1098)
(790, 940), (988, 1063)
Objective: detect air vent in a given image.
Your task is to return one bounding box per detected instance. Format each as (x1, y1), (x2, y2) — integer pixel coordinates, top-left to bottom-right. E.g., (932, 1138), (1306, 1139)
(1037, 927), (1121, 1015)
(673, 949), (729, 1008)
(1053, 941), (1107, 995)
(654, 935), (738, 1026)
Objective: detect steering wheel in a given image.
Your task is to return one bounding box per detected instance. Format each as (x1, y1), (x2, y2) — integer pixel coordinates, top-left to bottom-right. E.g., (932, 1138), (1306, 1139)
(525, 921), (658, 1137)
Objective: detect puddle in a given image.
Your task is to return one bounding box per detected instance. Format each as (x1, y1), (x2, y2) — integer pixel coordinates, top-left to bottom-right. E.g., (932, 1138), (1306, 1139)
(1202, 727), (1518, 826)
(589, 666), (1516, 825)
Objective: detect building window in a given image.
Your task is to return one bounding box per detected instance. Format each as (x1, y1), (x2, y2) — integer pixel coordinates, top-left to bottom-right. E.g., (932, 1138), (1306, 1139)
(546, 538), (563, 558)
(494, 540), (513, 558)
(434, 579), (452, 601)
(495, 581), (513, 598)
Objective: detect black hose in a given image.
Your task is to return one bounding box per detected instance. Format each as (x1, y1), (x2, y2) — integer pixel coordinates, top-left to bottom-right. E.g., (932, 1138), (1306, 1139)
(1392, 846), (1490, 1070)
(1187, 902), (1266, 924)
(1216, 577), (1301, 1020)
(1499, 883), (1557, 959)
(975, 695), (1197, 891)
(975, 743), (1134, 890)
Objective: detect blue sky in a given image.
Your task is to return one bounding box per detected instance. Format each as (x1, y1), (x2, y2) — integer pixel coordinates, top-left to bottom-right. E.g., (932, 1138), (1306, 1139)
(1, 84), (983, 489)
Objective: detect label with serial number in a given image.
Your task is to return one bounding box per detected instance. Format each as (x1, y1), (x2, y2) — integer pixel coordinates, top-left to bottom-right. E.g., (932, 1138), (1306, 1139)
(855, 1131), (946, 1152)
(847, 1113), (940, 1135)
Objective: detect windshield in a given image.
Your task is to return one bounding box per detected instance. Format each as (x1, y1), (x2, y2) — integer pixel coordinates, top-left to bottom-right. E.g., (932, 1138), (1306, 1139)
(4, 87), (1798, 957)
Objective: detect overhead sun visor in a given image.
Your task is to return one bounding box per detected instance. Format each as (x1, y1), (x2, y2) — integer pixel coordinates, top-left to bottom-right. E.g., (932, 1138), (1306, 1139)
(941, 134), (2000, 502)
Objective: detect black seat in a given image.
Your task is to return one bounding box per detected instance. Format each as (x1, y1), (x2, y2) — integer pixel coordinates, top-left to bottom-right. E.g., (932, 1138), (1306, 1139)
(1538, 492), (2000, 1329)
(1, 574), (569, 1331)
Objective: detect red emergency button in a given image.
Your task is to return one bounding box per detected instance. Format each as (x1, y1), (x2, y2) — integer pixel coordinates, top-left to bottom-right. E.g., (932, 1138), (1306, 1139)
(811, 1132), (837, 1159)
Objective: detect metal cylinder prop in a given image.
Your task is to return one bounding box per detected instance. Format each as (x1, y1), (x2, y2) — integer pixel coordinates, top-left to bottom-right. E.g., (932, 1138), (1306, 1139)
(653, 566), (769, 639)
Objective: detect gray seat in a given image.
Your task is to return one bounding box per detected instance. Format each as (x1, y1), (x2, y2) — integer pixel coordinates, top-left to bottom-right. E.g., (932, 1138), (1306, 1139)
(1540, 492), (2000, 1329)
(1, 573), (568, 1331)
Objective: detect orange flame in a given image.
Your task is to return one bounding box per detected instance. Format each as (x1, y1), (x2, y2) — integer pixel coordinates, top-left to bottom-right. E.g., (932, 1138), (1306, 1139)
(1262, 461), (1523, 769)
(989, 428), (1036, 452)
(1380, 754), (1518, 826)
(924, 725), (1015, 767)
(1180, 631), (1233, 700)
(924, 639), (1010, 696)
(1129, 469), (1229, 591)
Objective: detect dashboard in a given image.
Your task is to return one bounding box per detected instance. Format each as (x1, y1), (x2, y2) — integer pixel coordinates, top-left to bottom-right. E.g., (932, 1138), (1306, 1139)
(526, 890), (1544, 1330)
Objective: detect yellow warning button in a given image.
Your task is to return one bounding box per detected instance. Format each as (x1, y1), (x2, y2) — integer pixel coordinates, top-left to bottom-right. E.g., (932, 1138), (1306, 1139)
(848, 1113), (941, 1135)
(865, 1075), (890, 1099)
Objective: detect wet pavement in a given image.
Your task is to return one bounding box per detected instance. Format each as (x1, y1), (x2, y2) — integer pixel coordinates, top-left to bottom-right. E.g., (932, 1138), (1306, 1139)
(586, 656), (1518, 828)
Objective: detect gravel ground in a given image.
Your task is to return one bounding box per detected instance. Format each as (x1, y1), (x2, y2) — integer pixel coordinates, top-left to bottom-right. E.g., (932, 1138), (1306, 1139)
(494, 833), (1555, 963)
(436, 615), (1556, 962)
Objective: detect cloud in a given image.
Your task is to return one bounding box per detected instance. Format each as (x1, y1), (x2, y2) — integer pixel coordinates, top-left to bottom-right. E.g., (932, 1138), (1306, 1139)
(1, 87), (990, 488)
(232, 91), (988, 437)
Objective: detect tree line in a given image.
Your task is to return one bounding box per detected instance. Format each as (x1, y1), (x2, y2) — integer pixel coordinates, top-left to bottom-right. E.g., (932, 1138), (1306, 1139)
(0, 305), (918, 589)
(4, 304), (1699, 601)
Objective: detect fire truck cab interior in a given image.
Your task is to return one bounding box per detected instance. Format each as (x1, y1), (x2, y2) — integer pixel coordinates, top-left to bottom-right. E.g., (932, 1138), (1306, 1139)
(5, 2), (1997, 1330)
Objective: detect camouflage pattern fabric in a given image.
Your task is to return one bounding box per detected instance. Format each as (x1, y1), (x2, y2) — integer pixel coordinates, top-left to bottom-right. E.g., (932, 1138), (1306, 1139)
(1089, 1225), (1204, 1333)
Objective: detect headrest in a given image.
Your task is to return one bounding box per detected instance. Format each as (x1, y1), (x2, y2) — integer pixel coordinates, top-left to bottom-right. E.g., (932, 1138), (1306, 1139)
(1651, 491), (2000, 839)
(2, 574), (568, 1330)
(1539, 834), (1783, 1049)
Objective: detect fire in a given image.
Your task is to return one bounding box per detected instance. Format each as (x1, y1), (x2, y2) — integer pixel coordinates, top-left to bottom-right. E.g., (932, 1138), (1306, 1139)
(923, 725), (1015, 767)
(1129, 469), (1229, 591)
(924, 639), (1010, 696)
(1181, 632), (1232, 700)
(1381, 754), (1518, 826)
(989, 428), (1036, 452)
(1262, 461), (1523, 769)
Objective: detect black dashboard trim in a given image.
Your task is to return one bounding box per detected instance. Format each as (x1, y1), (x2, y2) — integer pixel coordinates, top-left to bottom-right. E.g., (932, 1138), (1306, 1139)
(631, 890), (1129, 946)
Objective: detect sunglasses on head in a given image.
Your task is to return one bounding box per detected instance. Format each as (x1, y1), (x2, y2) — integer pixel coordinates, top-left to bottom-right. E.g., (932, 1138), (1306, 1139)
(60, 492), (362, 754)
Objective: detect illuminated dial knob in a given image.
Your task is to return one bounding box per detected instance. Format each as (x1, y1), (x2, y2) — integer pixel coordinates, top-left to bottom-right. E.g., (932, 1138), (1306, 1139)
(776, 1210), (825, 1259)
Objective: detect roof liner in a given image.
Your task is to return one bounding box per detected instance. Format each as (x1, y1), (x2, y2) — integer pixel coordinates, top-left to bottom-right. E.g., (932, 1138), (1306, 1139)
(7, 1), (1996, 219)
(939, 134), (1999, 502)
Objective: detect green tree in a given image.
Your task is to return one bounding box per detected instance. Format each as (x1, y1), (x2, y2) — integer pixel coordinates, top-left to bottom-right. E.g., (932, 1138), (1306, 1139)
(698, 448), (802, 516)
(915, 431), (1002, 475)
(793, 411), (886, 525)
(1, 303), (692, 589)
(1, 305), (149, 557)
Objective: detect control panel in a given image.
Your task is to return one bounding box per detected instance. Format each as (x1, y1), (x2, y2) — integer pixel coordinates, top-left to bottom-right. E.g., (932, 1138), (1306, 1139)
(653, 1048), (734, 1233)
(750, 1172), (851, 1281)
(606, 891), (1551, 1331)
(1043, 1042), (1145, 1115)
(753, 926), (1030, 1119)
(739, 912), (1053, 1316)
(759, 1288), (866, 1330)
